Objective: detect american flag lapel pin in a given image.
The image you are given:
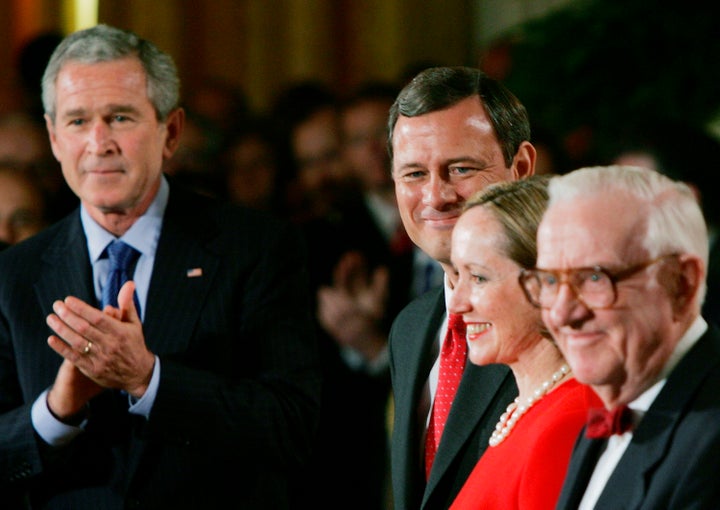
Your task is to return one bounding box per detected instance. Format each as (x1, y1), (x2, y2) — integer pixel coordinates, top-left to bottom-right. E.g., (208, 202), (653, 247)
(186, 267), (203, 278)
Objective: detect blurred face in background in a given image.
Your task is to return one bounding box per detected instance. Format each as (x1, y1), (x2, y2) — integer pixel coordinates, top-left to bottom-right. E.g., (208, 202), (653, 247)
(0, 167), (46, 244)
(225, 133), (278, 210)
(342, 98), (394, 193)
(292, 107), (350, 201)
(0, 114), (52, 169)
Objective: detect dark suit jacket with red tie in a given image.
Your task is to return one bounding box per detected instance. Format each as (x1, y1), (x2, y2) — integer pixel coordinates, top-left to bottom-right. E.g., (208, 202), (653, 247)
(388, 286), (518, 510)
(0, 179), (321, 509)
(555, 323), (720, 510)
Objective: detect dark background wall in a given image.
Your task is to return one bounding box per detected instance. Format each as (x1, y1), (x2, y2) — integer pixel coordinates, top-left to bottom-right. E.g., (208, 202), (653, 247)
(1, 0), (572, 114)
(1, 0), (718, 161)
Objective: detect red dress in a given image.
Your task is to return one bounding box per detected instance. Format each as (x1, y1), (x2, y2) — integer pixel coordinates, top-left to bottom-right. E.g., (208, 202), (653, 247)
(449, 379), (601, 510)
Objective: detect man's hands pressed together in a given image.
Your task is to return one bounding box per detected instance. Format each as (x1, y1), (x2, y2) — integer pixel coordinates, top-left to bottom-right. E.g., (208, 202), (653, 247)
(45, 281), (155, 420)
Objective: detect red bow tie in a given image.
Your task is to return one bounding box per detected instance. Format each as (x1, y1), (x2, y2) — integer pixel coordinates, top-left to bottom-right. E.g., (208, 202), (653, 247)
(585, 405), (633, 439)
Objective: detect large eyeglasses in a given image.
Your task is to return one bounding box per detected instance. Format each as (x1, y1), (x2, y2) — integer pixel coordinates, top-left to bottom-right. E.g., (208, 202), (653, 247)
(518, 254), (678, 310)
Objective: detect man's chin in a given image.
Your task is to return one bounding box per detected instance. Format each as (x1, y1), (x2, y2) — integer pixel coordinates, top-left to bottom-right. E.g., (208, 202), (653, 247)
(423, 244), (451, 266)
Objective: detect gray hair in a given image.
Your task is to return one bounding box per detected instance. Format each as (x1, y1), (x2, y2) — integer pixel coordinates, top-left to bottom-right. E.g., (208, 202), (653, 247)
(42, 24), (180, 122)
(547, 165), (709, 303)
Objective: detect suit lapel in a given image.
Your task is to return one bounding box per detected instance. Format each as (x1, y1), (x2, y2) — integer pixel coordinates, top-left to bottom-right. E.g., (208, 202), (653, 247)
(405, 291), (446, 417)
(391, 288), (445, 509)
(595, 328), (720, 508)
(424, 358), (513, 501)
(26, 214), (95, 391)
(556, 435), (608, 510)
(428, 362), (512, 475)
(35, 213), (95, 316)
(142, 187), (220, 355)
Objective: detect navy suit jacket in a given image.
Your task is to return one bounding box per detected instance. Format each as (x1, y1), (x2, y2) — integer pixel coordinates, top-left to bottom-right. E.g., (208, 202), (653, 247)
(556, 323), (720, 510)
(0, 182), (321, 509)
(388, 287), (518, 510)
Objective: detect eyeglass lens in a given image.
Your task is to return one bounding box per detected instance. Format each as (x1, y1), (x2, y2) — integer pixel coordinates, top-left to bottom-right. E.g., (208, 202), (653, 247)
(521, 268), (615, 309)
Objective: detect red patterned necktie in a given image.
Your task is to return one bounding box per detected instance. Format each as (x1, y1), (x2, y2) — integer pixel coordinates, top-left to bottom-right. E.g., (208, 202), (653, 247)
(585, 404), (633, 438)
(425, 313), (467, 479)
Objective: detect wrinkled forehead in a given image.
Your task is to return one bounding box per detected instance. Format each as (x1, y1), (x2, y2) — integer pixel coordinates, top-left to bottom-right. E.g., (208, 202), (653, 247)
(537, 195), (646, 268)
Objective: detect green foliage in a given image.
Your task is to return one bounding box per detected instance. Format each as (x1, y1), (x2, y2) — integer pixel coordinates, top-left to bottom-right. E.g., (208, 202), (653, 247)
(503, 0), (720, 153)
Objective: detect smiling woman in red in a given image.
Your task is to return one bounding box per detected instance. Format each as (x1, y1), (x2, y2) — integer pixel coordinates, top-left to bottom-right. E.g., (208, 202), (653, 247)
(447, 176), (600, 509)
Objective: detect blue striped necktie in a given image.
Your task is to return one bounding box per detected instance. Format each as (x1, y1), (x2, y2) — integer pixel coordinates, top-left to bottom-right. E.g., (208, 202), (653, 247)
(101, 240), (141, 314)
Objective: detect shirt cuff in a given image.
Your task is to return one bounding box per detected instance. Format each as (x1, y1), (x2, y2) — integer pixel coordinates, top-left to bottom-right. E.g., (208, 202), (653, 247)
(31, 389), (85, 447)
(128, 355), (161, 419)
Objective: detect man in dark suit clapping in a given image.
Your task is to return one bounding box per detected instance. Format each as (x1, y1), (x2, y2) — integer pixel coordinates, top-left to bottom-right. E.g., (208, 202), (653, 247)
(0, 24), (320, 509)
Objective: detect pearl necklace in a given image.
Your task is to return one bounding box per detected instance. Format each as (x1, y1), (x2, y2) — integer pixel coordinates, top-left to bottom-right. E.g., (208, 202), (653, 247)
(489, 363), (571, 447)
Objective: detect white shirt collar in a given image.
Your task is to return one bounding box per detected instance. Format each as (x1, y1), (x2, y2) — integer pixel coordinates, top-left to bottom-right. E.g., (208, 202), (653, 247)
(629, 314), (707, 414)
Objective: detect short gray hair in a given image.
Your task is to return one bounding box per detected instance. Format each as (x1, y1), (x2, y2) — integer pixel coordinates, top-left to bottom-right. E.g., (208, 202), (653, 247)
(42, 24), (180, 122)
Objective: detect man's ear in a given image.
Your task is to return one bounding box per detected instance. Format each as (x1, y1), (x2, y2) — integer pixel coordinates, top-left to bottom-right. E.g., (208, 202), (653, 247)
(667, 254), (704, 318)
(44, 114), (61, 163)
(162, 107), (185, 159)
(512, 140), (537, 179)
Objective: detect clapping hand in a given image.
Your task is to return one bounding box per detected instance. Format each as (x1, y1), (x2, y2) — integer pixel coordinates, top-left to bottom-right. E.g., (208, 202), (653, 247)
(317, 250), (389, 362)
(45, 281), (155, 420)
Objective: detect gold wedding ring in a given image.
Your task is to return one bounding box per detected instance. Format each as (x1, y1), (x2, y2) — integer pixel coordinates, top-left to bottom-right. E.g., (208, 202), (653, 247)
(82, 341), (93, 355)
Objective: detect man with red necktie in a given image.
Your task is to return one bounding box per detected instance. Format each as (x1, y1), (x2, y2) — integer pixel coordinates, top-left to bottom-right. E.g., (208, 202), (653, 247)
(528, 165), (720, 509)
(387, 66), (536, 510)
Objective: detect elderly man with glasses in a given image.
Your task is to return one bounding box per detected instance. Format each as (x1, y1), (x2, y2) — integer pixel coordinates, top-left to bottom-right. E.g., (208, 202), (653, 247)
(521, 165), (720, 509)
